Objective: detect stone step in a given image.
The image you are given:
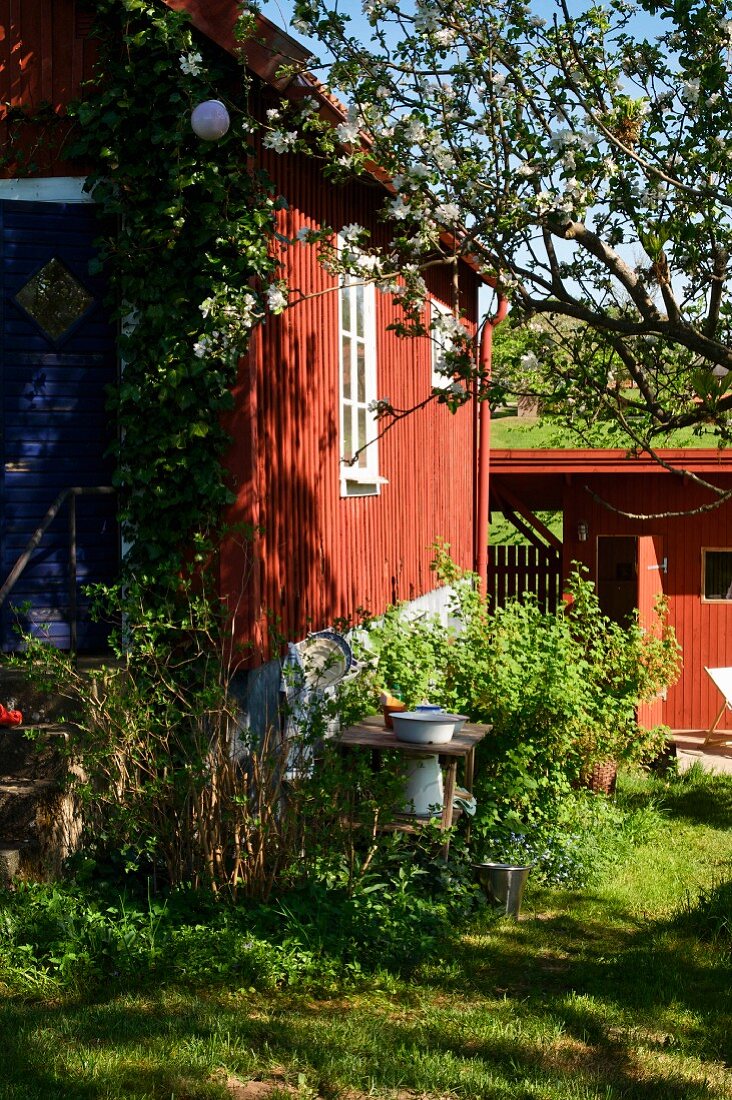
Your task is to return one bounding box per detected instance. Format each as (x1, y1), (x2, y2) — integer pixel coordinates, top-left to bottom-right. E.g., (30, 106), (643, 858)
(0, 724), (71, 778)
(0, 666), (75, 723)
(0, 776), (60, 837)
(0, 661), (118, 885)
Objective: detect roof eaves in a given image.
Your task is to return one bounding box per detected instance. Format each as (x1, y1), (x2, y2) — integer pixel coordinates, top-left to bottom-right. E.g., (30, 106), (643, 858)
(163, 0), (494, 285)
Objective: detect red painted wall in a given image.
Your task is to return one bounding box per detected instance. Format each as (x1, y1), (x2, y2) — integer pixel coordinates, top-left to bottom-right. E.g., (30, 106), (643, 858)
(222, 134), (479, 658)
(562, 473), (732, 733)
(0, 1), (481, 658)
(0, 0), (97, 176)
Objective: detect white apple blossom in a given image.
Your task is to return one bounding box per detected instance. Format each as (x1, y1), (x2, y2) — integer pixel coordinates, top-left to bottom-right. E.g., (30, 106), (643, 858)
(263, 130), (298, 153)
(179, 52), (203, 76)
(435, 202), (461, 224)
(404, 118), (427, 142)
(336, 119), (361, 144)
(341, 223), (366, 243)
(356, 253), (382, 273)
(266, 284), (288, 313)
(389, 197), (411, 220)
(681, 78), (701, 105)
(367, 396), (392, 413)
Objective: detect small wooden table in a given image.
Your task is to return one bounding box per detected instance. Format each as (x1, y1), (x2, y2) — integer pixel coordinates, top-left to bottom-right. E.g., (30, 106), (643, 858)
(337, 715), (492, 857)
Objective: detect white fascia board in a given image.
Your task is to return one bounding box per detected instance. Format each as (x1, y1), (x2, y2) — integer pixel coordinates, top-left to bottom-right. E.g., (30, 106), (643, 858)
(0, 178), (93, 203)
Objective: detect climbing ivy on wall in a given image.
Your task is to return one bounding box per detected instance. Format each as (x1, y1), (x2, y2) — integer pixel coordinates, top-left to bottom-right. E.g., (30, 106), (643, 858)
(68, 0), (279, 585)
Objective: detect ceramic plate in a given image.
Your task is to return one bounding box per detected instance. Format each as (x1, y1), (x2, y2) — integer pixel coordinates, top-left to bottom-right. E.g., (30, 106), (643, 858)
(297, 630), (353, 688)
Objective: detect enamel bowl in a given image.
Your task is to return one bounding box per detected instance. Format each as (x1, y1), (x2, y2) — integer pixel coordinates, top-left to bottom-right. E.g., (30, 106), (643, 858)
(391, 711), (468, 744)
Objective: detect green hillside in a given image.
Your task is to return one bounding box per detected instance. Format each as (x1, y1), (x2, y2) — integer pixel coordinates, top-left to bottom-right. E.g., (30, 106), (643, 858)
(490, 412), (722, 450)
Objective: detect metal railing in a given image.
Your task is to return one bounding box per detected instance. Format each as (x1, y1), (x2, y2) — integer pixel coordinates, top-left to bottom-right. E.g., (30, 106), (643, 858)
(0, 486), (116, 652)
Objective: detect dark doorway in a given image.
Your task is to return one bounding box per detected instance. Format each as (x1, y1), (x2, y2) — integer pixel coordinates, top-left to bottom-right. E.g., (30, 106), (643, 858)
(597, 536), (637, 626)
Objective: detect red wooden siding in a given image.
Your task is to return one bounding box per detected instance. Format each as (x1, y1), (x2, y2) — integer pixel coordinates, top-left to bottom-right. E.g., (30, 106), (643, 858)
(491, 450), (732, 731)
(561, 471), (732, 733)
(222, 137), (479, 657)
(0, 0), (97, 176)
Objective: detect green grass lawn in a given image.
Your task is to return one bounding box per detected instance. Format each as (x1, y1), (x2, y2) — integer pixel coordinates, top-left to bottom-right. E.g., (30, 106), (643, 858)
(490, 412), (722, 451)
(1, 769), (731, 1100)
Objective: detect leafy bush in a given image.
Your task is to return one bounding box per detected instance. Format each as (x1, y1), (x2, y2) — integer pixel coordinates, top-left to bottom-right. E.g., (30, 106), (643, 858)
(0, 837), (483, 996)
(12, 570), (411, 899)
(476, 789), (666, 887)
(352, 551), (680, 852)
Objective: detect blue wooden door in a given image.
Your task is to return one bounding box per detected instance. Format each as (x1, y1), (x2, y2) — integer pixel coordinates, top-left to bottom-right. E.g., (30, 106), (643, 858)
(0, 200), (118, 650)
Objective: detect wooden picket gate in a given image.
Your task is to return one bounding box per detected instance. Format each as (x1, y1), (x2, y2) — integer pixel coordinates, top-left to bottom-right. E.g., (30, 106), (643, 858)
(487, 544), (562, 613)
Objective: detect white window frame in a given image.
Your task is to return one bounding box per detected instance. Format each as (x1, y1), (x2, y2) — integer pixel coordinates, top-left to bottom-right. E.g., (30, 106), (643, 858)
(701, 547), (732, 602)
(338, 263), (384, 497)
(430, 296), (456, 391)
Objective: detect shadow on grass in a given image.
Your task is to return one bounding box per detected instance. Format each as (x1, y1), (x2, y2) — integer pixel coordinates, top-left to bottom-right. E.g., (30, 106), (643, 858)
(1, 896), (731, 1100)
(620, 768), (732, 830)
(0, 994), (230, 1100)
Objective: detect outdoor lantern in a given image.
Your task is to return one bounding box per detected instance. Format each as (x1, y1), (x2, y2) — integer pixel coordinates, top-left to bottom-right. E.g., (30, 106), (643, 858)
(191, 99), (230, 140)
(577, 520), (589, 542)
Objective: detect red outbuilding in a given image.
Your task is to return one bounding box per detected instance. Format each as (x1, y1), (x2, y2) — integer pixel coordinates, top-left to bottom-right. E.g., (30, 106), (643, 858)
(490, 447), (732, 737)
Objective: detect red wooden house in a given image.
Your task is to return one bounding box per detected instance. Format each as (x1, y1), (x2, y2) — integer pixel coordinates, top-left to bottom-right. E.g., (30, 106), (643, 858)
(490, 447), (732, 735)
(0, 1), (487, 686)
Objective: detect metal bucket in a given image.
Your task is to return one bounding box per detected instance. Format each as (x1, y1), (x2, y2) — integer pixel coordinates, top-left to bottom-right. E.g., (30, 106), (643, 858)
(474, 862), (531, 918)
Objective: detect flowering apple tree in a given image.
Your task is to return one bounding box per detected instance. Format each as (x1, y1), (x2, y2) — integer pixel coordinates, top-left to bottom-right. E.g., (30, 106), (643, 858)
(264, 0), (732, 454)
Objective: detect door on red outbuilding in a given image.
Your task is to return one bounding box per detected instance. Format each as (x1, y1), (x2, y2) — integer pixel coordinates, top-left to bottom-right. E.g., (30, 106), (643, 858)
(596, 534), (666, 727)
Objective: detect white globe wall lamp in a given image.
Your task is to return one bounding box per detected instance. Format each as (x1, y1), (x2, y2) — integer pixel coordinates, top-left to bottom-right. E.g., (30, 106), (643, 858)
(191, 99), (231, 141)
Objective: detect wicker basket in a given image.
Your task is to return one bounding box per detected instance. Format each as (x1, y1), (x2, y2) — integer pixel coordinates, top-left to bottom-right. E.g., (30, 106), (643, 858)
(582, 760), (618, 795)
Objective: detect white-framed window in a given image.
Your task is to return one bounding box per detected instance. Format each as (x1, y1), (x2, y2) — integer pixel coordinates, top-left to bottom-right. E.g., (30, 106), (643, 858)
(702, 548), (732, 601)
(339, 269), (383, 497)
(430, 296), (456, 391)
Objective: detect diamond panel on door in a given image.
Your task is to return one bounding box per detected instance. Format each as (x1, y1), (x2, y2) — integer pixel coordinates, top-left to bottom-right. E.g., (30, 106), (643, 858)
(14, 257), (94, 342)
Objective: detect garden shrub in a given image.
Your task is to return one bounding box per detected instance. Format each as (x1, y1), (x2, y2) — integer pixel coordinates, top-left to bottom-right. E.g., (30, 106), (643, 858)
(0, 837), (482, 996)
(353, 551), (680, 872)
(13, 568), (409, 898)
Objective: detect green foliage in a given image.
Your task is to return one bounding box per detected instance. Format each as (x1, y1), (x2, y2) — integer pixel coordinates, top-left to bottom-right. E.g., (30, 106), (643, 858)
(14, 570), (444, 899)
(0, 832), (483, 996)
(478, 788), (667, 887)
(677, 878), (732, 942)
(67, 0), (277, 583)
(350, 552), (680, 855)
(356, 603), (451, 706)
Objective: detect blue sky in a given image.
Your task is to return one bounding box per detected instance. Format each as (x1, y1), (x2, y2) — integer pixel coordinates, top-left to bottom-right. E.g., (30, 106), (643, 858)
(259, 0), (664, 56)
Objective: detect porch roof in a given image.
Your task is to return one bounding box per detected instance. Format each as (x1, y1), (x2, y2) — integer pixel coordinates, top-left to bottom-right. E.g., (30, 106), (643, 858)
(489, 448), (732, 510)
